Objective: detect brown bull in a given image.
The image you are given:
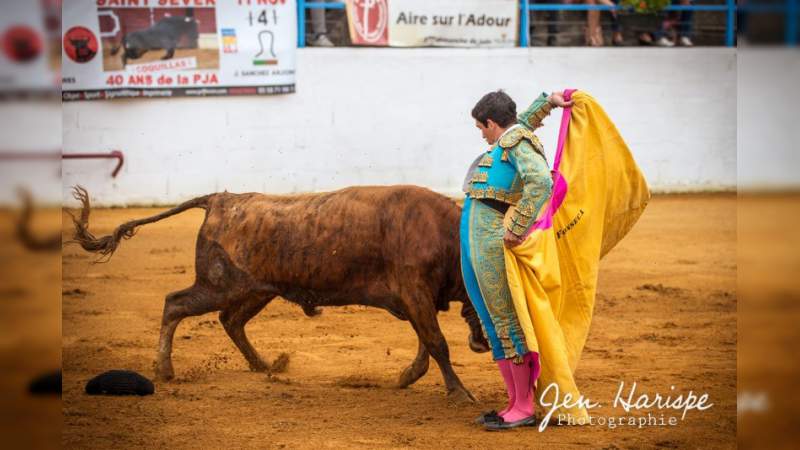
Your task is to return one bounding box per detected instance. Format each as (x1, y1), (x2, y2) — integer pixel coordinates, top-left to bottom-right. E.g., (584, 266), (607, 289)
(69, 185), (490, 402)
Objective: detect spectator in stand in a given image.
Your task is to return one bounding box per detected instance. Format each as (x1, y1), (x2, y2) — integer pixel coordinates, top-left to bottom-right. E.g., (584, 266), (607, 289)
(529, 0), (560, 46)
(608, 0), (624, 45)
(585, 0), (624, 46)
(309, 0), (334, 47)
(638, 0), (695, 47)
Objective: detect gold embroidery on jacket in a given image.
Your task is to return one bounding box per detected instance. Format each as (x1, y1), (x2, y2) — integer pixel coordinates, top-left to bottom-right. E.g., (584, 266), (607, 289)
(478, 155), (493, 167)
(525, 102), (553, 129)
(471, 172), (489, 183)
(499, 127), (537, 149)
(468, 186), (522, 205)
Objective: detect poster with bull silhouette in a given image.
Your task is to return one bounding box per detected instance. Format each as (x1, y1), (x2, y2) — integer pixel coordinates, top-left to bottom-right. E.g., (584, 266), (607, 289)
(62, 0), (296, 101)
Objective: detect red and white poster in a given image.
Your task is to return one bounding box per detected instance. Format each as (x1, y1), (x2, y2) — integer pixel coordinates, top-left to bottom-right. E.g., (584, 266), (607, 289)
(62, 0), (297, 101)
(345, 0), (518, 48)
(345, 0), (389, 46)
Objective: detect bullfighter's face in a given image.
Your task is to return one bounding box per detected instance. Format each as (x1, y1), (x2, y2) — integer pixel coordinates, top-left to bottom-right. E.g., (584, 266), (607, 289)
(475, 119), (504, 146)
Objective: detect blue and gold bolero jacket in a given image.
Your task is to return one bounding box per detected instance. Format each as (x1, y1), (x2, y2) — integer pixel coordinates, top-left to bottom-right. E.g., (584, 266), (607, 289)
(465, 92), (555, 238)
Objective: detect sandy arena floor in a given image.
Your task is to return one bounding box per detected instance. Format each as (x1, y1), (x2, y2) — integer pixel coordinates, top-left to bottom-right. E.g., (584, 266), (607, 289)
(0, 209), (61, 449)
(59, 194), (737, 449)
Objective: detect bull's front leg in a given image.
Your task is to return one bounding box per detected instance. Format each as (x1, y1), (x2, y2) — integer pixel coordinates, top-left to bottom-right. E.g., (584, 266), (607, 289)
(404, 292), (476, 403)
(397, 339), (429, 388)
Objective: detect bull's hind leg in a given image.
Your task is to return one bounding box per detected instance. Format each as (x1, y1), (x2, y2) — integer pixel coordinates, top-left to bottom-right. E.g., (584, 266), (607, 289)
(397, 339), (429, 388)
(404, 290), (476, 403)
(219, 294), (275, 372)
(157, 284), (222, 380)
(162, 47), (175, 60)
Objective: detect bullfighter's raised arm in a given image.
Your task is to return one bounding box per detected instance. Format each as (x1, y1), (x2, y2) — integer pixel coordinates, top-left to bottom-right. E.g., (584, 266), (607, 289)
(517, 92), (553, 131)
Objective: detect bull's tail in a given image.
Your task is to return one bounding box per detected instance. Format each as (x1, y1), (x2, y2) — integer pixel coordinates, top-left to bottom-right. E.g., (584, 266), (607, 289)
(69, 185), (211, 261)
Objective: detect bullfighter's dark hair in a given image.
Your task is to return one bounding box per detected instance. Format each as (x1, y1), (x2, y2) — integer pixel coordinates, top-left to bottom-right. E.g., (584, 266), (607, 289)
(471, 90), (517, 128)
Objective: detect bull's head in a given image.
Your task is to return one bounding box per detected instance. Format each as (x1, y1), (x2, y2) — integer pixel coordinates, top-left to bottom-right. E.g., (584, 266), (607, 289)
(69, 38), (89, 49)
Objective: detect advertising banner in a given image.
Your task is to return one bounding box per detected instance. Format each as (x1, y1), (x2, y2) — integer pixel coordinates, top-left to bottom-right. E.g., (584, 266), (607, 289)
(345, 0), (518, 48)
(62, 0), (297, 101)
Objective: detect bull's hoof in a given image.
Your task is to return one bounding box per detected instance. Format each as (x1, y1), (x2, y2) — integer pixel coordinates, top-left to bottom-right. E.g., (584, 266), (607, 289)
(155, 363), (175, 381)
(447, 386), (477, 404)
(468, 333), (491, 354)
(396, 369), (414, 388)
(397, 364), (427, 388)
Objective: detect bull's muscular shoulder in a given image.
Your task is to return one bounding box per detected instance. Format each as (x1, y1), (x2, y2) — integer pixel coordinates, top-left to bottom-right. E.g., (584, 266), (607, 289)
(499, 127), (543, 153)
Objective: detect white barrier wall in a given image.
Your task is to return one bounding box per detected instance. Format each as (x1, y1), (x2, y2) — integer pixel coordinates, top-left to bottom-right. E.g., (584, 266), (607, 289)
(59, 48), (738, 206)
(737, 49), (800, 190)
(0, 100), (62, 205)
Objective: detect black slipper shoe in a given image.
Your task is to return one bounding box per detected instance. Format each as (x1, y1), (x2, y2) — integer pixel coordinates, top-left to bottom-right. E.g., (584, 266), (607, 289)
(484, 415), (537, 431)
(474, 410), (500, 425)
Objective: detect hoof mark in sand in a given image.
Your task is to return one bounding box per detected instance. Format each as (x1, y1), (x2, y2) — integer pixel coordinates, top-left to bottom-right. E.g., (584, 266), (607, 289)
(636, 283), (684, 296)
(336, 375), (380, 389)
(63, 288), (88, 298)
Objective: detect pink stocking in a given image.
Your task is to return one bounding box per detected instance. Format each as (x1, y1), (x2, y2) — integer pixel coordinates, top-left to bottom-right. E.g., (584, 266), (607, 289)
(502, 352), (540, 422)
(496, 359), (515, 416)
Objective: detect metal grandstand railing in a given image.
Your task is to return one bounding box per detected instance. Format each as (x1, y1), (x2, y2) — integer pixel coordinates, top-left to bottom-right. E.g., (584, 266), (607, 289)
(296, 0), (799, 48)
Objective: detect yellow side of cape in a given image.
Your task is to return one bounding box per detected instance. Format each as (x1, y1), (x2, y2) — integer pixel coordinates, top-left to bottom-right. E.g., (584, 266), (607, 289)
(503, 91), (650, 421)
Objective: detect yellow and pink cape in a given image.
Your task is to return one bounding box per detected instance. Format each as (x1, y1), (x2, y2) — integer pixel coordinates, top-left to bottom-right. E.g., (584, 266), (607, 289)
(503, 90), (650, 420)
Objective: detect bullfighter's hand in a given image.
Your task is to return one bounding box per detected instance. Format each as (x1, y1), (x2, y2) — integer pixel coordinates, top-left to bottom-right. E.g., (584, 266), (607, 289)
(503, 230), (525, 248)
(548, 91), (573, 108)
